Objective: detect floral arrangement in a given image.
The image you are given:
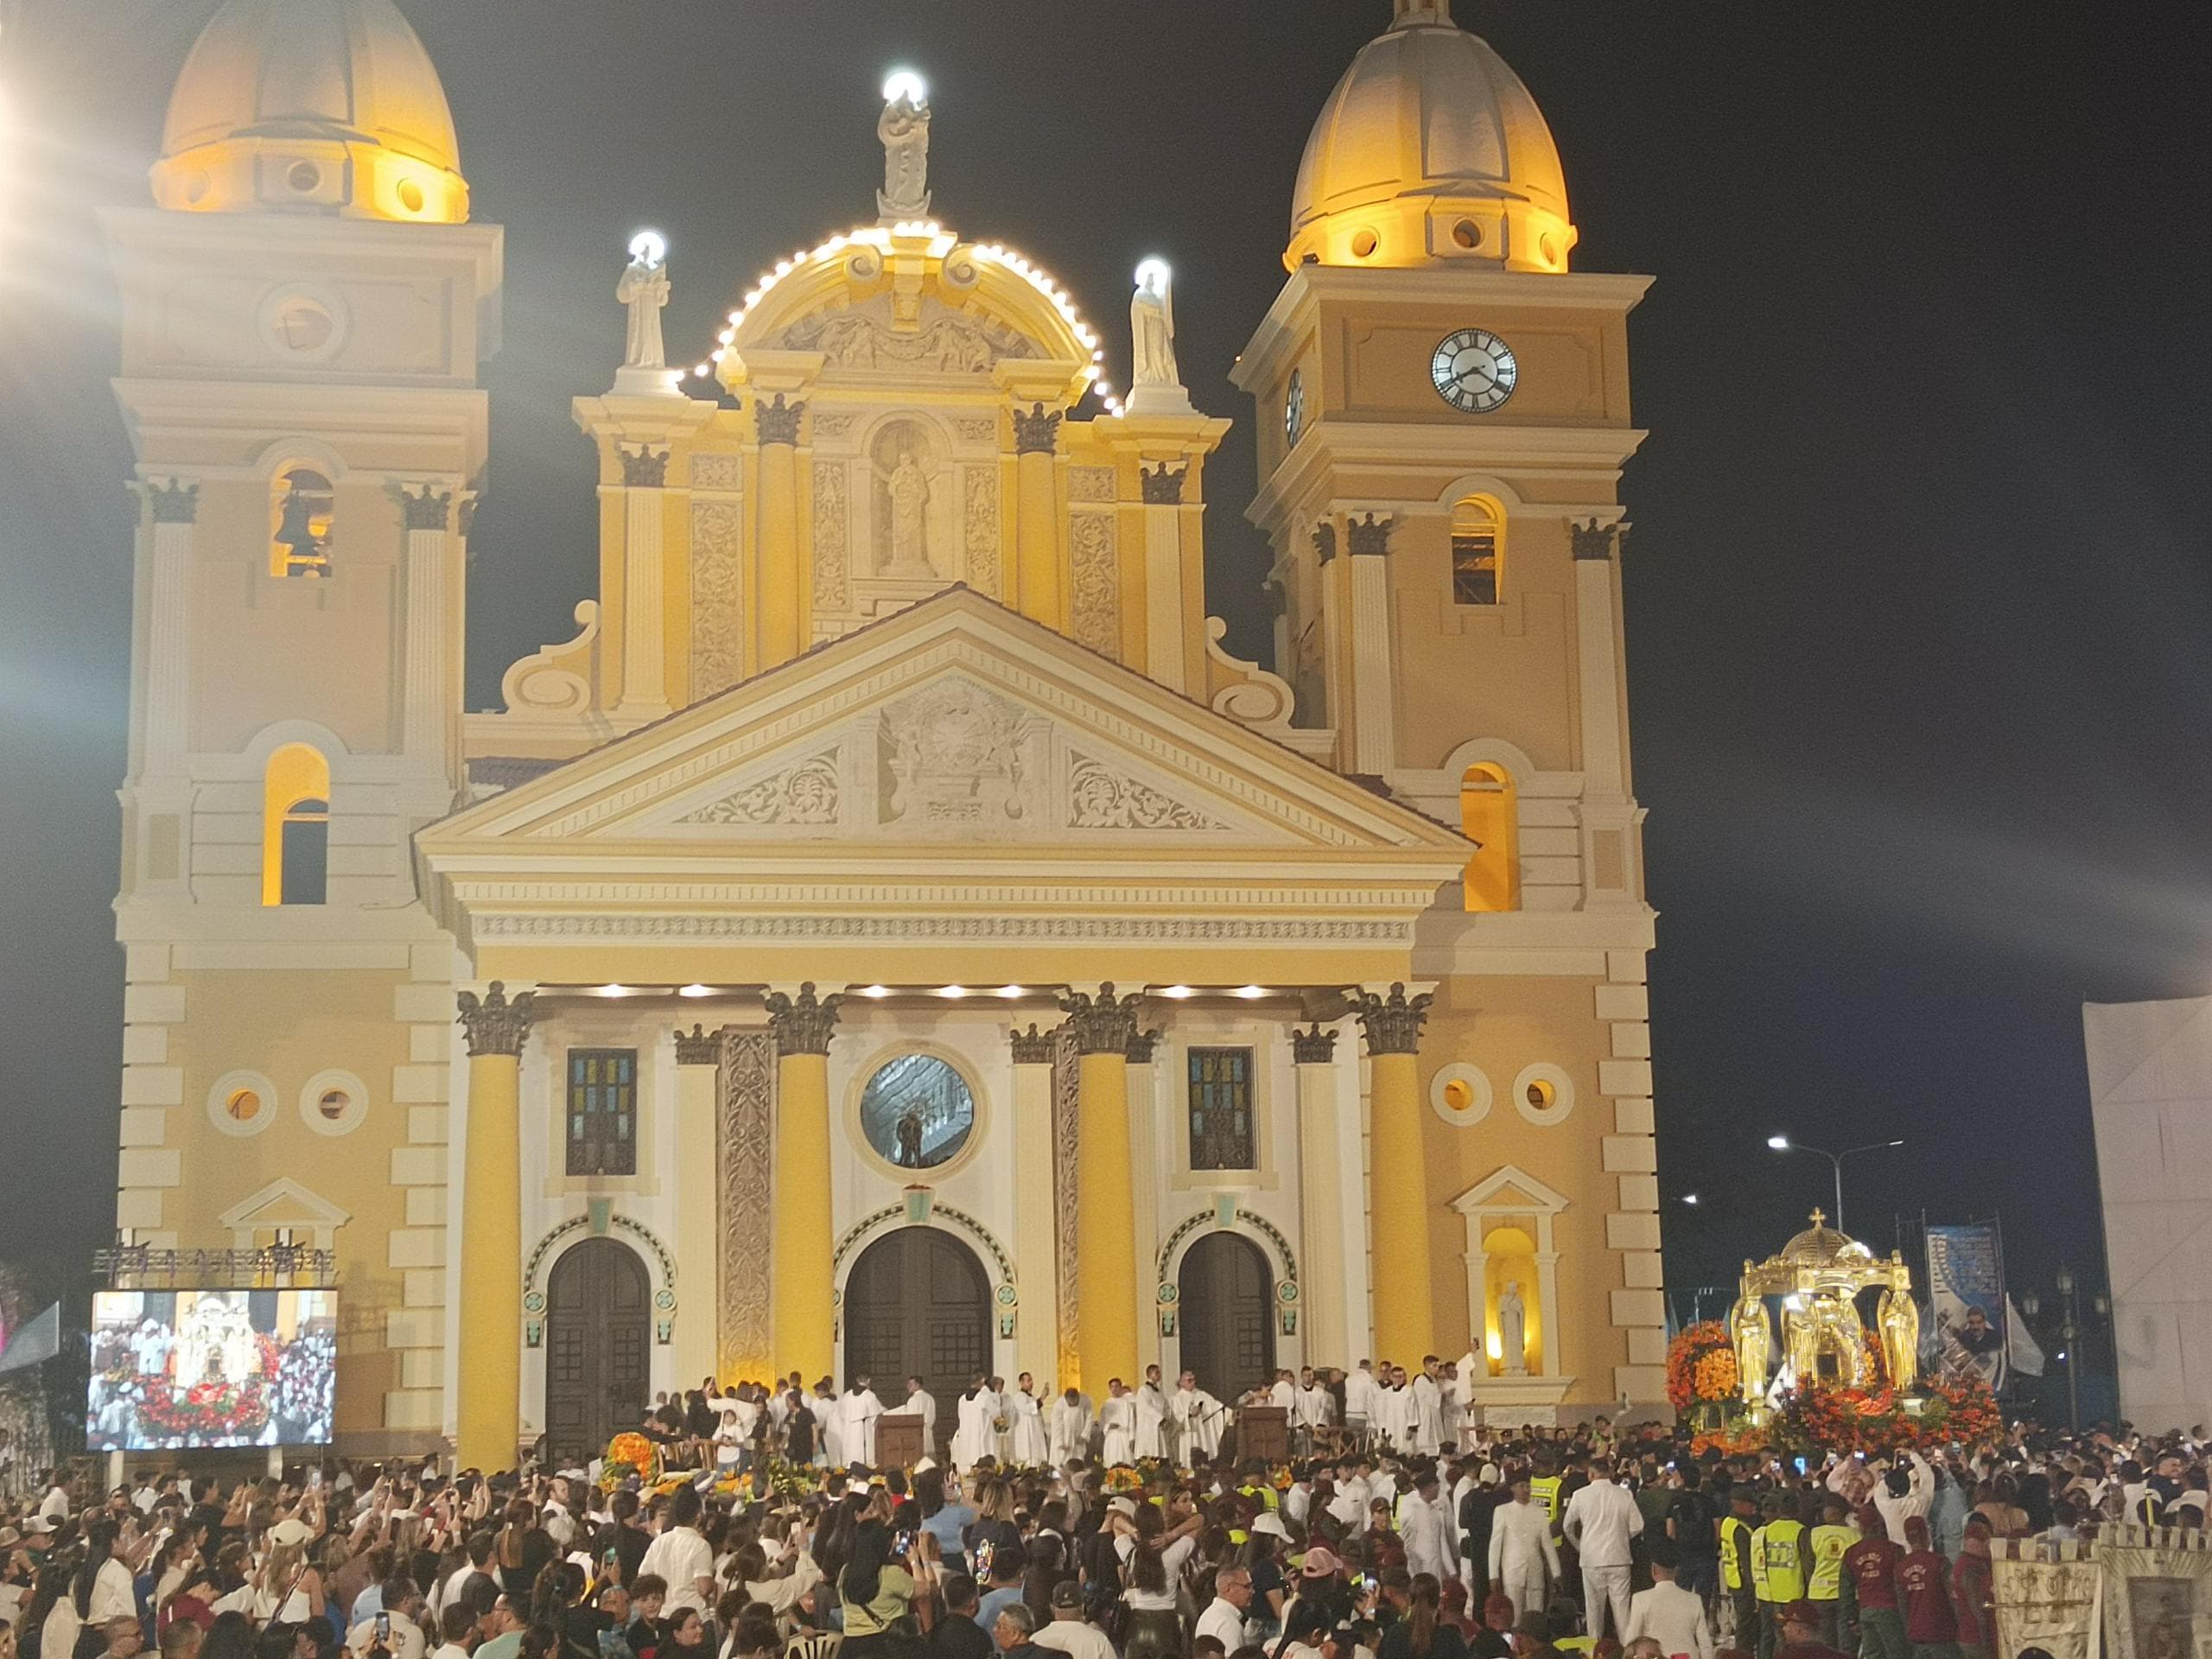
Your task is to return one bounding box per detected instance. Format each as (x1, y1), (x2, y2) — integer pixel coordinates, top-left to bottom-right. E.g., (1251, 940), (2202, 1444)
(131, 1332), (283, 1441)
(1103, 1464), (1144, 1494)
(1665, 1322), (1740, 1414)
(1689, 1423), (1770, 1459)
(1764, 1368), (2001, 1459)
(600, 1431), (662, 1489)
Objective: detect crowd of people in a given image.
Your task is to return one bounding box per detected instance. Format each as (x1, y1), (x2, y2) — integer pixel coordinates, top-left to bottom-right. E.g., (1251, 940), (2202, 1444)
(0, 1399), (2203, 1659)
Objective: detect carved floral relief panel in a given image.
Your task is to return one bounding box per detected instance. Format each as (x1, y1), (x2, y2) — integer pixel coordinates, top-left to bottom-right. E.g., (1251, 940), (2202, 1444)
(690, 500), (744, 699)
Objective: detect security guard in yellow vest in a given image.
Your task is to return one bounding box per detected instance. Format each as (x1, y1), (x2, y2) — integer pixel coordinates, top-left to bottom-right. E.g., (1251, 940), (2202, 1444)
(1530, 1459), (1565, 1542)
(1721, 1487), (1760, 1653)
(1751, 1491), (1807, 1659)
(1808, 1493), (1859, 1649)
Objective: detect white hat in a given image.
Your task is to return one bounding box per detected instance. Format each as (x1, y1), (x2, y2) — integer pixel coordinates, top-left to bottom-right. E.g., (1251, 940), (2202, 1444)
(1250, 1513), (1289, 1540)
(1479, 1464), (1502, 1485)
(912, 1459), (938, 1475)
(1109, 1497), (1139, 1520)
(270, 1518), (313, 1548)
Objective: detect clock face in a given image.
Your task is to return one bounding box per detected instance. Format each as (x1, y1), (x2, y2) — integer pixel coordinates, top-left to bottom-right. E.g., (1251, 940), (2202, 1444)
(1431, 328), (1517, 414)
(1284, 368), (1306, 445)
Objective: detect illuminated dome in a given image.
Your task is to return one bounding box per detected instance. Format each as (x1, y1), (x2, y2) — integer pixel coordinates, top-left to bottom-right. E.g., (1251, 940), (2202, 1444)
(150, 0), (469, 224)
(1777, 1212), (1871, 1269)
(1287, 0), (1575, 274)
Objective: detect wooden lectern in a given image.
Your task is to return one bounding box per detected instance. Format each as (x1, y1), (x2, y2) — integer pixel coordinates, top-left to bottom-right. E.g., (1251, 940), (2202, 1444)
(876, 1414), (924, 1471)
(1238, 1405), (1290, 1464)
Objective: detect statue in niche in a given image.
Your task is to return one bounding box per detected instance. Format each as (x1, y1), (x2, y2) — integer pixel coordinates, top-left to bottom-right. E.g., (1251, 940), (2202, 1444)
(1497, 1281), (1529, 1376)
(887, 451), (930, 574)
(878, 73), (931, 221)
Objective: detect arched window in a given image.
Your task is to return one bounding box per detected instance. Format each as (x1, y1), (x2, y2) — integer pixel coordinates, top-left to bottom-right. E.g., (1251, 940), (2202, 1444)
(1450, 495), (1502, 606)
(270, 467), (334, 577)
(262, 743), (330, 906)
(1459, 761), (1518, 912)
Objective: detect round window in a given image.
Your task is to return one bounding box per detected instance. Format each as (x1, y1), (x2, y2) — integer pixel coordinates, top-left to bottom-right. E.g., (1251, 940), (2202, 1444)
(299, 1070), (369, 1136)
(317, 1089), (350, 1121)
(1452, 219), (1482, 251)
(1511, 1063), (1575, 1127)
(1350, 228), (1379, 258)
(858, 1054), (976, 1171)
(287, 161), (322, 194)
(396, 179), (426, 214)
(226, 1089), (263, 1122)
(1429, 1062), (1491, 1128)
(208, 1070), (277, 1137)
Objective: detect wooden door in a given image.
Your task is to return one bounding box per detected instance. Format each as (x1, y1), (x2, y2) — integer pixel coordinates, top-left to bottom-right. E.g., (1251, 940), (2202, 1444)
(1178, 1232), (1274, 1402)
(543, 1238), (652, 1461)
(842, 1227), (990, 1453)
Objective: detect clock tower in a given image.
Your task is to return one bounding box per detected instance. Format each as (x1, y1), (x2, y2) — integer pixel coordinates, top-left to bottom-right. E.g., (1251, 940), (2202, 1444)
(1233, 0), (1669, 1414)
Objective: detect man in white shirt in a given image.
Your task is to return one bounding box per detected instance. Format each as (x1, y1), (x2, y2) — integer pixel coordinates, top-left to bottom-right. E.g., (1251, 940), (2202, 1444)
(1399, 1469), (1454, 1581)
(1561, 1457), (1643, 1643)
(1031, 1580), (1114, 1659)
(837, 1376), (886, 1467)
(429, 1603), (480, 1659)
(1193, 1566), (1254, 1652)
(1488, 1472), (1561, 1624)
(347, 1580), (430, 1659)
(905, 1376), (938, 1452)
(636, 1486), (715, 1618)
(1097, 1379), (1137, 1465)
(1344, 1362), (1381, 1438)
(1624, 1544), (1713, 1659)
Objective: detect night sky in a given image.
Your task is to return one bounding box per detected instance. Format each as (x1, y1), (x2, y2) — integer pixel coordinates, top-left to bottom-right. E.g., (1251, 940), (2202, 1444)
(3, 2), (2206, 1363)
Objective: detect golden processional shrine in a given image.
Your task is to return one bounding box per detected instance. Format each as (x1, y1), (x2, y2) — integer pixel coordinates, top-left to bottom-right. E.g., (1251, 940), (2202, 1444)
(104, 0), (1668, 1463)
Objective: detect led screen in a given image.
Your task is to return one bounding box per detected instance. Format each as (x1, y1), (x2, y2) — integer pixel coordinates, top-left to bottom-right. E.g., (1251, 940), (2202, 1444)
(87, 1288), (335, 1449)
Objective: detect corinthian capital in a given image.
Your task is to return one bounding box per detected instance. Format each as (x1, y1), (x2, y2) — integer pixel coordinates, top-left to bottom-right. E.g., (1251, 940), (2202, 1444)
(1058, 982), (1144, 1056)
(1351, 982), (1430, 1056)
(456, 982), (535, 1058)
(764, 982), (842, 1055)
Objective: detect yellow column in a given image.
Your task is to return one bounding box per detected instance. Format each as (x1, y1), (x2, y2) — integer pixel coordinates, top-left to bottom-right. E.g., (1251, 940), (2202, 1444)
(454, 982), (533, 1471)
(1062, 984), (1144, 1393)
(755, 394), (805, 671)
(1013, 402), (1064, 631)
(1357, 983), (1435, 1368)
(1292, 1023), (1348, 1369)
(766, 983), (841, 1384)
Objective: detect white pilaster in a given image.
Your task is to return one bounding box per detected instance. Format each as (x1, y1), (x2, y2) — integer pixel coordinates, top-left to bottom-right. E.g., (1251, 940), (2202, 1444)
(1349, 532), (1395, 774)
(1573, 537), (1627, 801)
(1011, 1040), (1060, 1388)
(399, 486), (454, 772)
(1142, 505), (1185, 692)
(617, 448), (671, 719)
(1293, 1026), (1348, 1368)
(142, 480), (197, 772)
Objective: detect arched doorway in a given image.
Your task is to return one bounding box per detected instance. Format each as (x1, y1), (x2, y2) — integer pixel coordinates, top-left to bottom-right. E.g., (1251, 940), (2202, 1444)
(1178, 1232), (1274, 1402)
(543, 1238), (651, 1462)
(842, 1227), (991, 1452)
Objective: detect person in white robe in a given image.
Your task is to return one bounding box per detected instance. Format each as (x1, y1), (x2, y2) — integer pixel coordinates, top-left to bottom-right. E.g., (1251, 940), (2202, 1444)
(1268, 1370), (1297, 1412)
(1344, 1361), (1381, 1439)
(1135, 1367), (1168, 1460)
(1372, 1376), (1414, 1452)
(837, 1378), (885, 1466)
(811, 1385), (842, 1468)
(1401, 1471), (1454, 1580)
(982, 1376), (1011, 1462)
(950, 1377), (991, 1470)
(1410, 1363), (1444, 1456)
(1009, 1376), (1051, 1465)
(903, 1376), (938, 1451)
(1294, 1370), (1333, 1445)
(1047, 1388), (1093, 1464)
(1098, 1379), (1138, 1465)
(1169, 1373), (1224, 1462)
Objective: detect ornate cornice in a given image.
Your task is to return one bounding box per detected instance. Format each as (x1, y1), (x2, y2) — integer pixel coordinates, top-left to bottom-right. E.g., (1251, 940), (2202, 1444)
(1125, 1027), (1163, 1065)
(1009, 1022), (1056, 1065)
(756, 393), (805, 447)
(1311, 521), (1337, 565)
(147, 479), (199, 524)
(674, 1023), (725, 1065)
(1351, 982), (1431, 1057)
(1058, 982), (1144, 1056)
(456, 982), (535, 1058)
(1571, 518), (1618, 562)
(763, 981), (841, 1054)
(399, 484), (453, 531)
(1346, 512), (1395, 557)
(1140, 462), (1186, 505)
(1013, 402), (1062, 455)
(618, 444), (670, 487)
(1290, 1023), (1338, 1065)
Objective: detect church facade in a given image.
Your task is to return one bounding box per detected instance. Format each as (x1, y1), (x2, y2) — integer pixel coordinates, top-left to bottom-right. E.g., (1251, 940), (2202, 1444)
(104, 0), (1666, 1462)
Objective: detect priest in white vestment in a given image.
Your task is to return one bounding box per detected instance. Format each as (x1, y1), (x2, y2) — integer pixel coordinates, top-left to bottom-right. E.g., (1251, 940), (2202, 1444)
(1344, 1361), (1381, 1435)
(1047, 1387), (1093, 1464)
(904, 1376), (938, 1452)
(1135, 1367), (1168, 1459)
(1410, 1365), (1444, 1455)
(1168, 1372), (1224, 1462)
(1008, 1375), (1049, 1465)
(1098, 1379), (1138, 1464)
(950, 1378), (992, 1470)
(837, 1378), (885, 1466)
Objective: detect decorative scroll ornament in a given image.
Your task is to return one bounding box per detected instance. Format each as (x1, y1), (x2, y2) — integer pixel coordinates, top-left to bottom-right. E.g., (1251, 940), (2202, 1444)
(1058, 982), (1145, 1055)
(1572, 518), (1620, 561)
(764, 981), (842, 1054)
(680, 753), (841, 826)
(779, 308), (1033, 372)
(756, 393), (805, 447)
(1009, 1023), (1056, 1065)
(398, 484), (453, 531)
(1291, 1023), (1339, 1064)
(690, 502), (743, 697)
(1012, 402), (1062, 455)
(457, 982), (535, 1058)
(1312, 520), (1337, 564)
(1140, 462), (1187, 505)
(618, 444), (669, 486)
(148, 479), (200, 524)
(963, 469), (1001, 596)
(1351, 982), (1431, 1056)
(1346, 512), (1395, 556)
(674, 1024), (724, 1065)
(1067, 755), (1224, 831)
(812, 462), (850, 608)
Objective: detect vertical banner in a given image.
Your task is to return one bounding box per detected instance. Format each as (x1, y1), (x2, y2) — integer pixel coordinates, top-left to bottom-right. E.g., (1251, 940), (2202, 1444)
(1927, 1223), (2008, 1389)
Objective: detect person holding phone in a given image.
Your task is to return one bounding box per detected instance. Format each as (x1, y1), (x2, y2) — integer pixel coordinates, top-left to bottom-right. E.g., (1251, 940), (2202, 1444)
(838, 1499), (929, 1659)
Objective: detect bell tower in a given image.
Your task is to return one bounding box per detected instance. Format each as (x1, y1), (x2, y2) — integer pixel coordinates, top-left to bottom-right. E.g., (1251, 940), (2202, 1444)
(1233, 3), (1669, 1413)
(102, 0), (501, 1452)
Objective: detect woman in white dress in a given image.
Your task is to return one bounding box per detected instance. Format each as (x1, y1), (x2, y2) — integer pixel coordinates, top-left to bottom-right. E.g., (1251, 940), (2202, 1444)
(1008, 1375), (1049, 1465)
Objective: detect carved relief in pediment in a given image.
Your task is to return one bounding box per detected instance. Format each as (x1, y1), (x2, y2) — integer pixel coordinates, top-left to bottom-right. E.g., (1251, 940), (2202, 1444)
(879, 677), (1046, 834)
(777, 296), (1038, 374)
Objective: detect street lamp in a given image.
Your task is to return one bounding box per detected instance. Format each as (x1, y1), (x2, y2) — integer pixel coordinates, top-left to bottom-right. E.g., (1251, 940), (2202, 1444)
(2024, 1266), (2110, 1429)
(1764, 1135), (1905, 1235)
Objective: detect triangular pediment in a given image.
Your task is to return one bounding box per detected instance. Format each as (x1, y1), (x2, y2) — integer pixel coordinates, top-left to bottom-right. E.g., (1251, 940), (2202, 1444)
(217, 1179), (352, 1231)
(431, 589), (1468, 858)
(1452, 1166), (1570, 1217)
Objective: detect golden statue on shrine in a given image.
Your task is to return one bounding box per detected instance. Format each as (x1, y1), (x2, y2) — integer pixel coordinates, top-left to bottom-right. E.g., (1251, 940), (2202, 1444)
(1728, 1210), (1919, 1407)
